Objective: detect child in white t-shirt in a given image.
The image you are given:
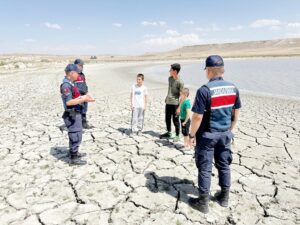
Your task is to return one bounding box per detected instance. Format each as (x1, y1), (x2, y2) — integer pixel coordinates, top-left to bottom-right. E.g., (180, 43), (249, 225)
(130, 73), (148, 134)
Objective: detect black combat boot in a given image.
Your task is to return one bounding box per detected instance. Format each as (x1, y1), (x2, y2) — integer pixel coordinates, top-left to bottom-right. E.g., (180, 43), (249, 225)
(82, 115), (93, 129)
(215, 188), (230, 207)
(83, 121), (94, 129)
(69, 152), (87, 165)
(70, 152), (87, 158)
(188, 193), (209, 213)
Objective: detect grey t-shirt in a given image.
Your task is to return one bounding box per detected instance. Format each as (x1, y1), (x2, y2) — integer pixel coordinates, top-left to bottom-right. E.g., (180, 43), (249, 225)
(165, 76), (184, 105)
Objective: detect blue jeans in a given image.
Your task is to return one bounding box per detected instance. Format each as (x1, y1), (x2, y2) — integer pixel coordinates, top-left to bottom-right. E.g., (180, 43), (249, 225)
(195, 130), (233, 194)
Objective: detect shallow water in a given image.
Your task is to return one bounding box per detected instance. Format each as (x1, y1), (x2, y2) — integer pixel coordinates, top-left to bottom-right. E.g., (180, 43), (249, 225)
(142, 58), (300, 98)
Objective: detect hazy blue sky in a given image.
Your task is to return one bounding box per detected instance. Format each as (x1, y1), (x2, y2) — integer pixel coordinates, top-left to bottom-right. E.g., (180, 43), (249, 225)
(1, 0), (300, 55)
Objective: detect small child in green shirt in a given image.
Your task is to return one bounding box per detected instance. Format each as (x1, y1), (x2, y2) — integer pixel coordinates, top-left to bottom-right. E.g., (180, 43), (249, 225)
(180, 88), (191, 148)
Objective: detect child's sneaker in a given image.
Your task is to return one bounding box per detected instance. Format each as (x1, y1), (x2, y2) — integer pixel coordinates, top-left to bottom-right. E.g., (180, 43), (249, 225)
(173, 135), (180, 142)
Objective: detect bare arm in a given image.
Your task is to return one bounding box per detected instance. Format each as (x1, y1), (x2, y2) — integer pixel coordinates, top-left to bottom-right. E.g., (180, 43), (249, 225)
(66, 95), (94, 106)
(188, 112), (203, 146)
(184, 108), (191, 124)
(190, 113), (203, 136)
(178, 97), (184, 108)
(176, 90), (184, 116)
(231, 108), (240, 131)
(144, 95), (148, 111)
(130, 92), (133, 109)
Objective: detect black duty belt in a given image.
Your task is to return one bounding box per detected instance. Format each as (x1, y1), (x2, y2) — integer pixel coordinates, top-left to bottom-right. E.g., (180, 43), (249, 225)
(62, 108), (81, 120)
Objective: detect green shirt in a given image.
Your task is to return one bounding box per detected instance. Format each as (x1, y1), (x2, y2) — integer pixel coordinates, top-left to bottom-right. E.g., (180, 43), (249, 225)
(180, 99), (191, 120)
(165, 76), (184, 105)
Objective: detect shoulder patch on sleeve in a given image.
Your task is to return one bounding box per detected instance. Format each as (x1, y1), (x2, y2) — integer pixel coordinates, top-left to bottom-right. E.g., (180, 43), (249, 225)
(61, 83), (72, 96)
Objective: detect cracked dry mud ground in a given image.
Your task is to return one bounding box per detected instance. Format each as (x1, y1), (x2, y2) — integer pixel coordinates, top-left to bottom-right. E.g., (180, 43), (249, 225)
(0, 64), (299, 225)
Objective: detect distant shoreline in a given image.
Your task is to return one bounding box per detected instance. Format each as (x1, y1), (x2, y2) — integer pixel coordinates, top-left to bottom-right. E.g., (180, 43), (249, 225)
(1, 58), (300, 102)
(103, 60), (300, 102)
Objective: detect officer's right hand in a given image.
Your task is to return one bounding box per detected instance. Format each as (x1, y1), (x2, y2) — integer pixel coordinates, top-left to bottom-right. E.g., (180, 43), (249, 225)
(84, 94), (95, 102)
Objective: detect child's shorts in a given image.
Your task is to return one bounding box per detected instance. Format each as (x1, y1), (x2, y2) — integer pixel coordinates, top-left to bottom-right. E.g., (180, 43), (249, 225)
(180, 119), (191, 136)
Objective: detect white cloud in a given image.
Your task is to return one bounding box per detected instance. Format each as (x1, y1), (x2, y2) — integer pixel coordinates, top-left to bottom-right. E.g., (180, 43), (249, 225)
(229, 25), (244, 31)
(250, 19), (281, 28)
(141, 21), (166, 26)
(196, 24), (221, 32)
(143, 34), (159, 38)
(270, 25), (281, 31)
(287, 22), (300, 28)
(143, 33), (202, 47)
(159, 21), (167, 26)
(44, 22), (62, 30)
(166, 29), (180, 36)
(24, 38), (36, 42)
(183, 20), (195, 25)
(113, 23), (122, 28)
(286, 32), (300, 38)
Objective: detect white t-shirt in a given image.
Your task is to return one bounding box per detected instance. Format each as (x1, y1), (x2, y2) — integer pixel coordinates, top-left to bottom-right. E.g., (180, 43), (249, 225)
(131, 84), (148, 108)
